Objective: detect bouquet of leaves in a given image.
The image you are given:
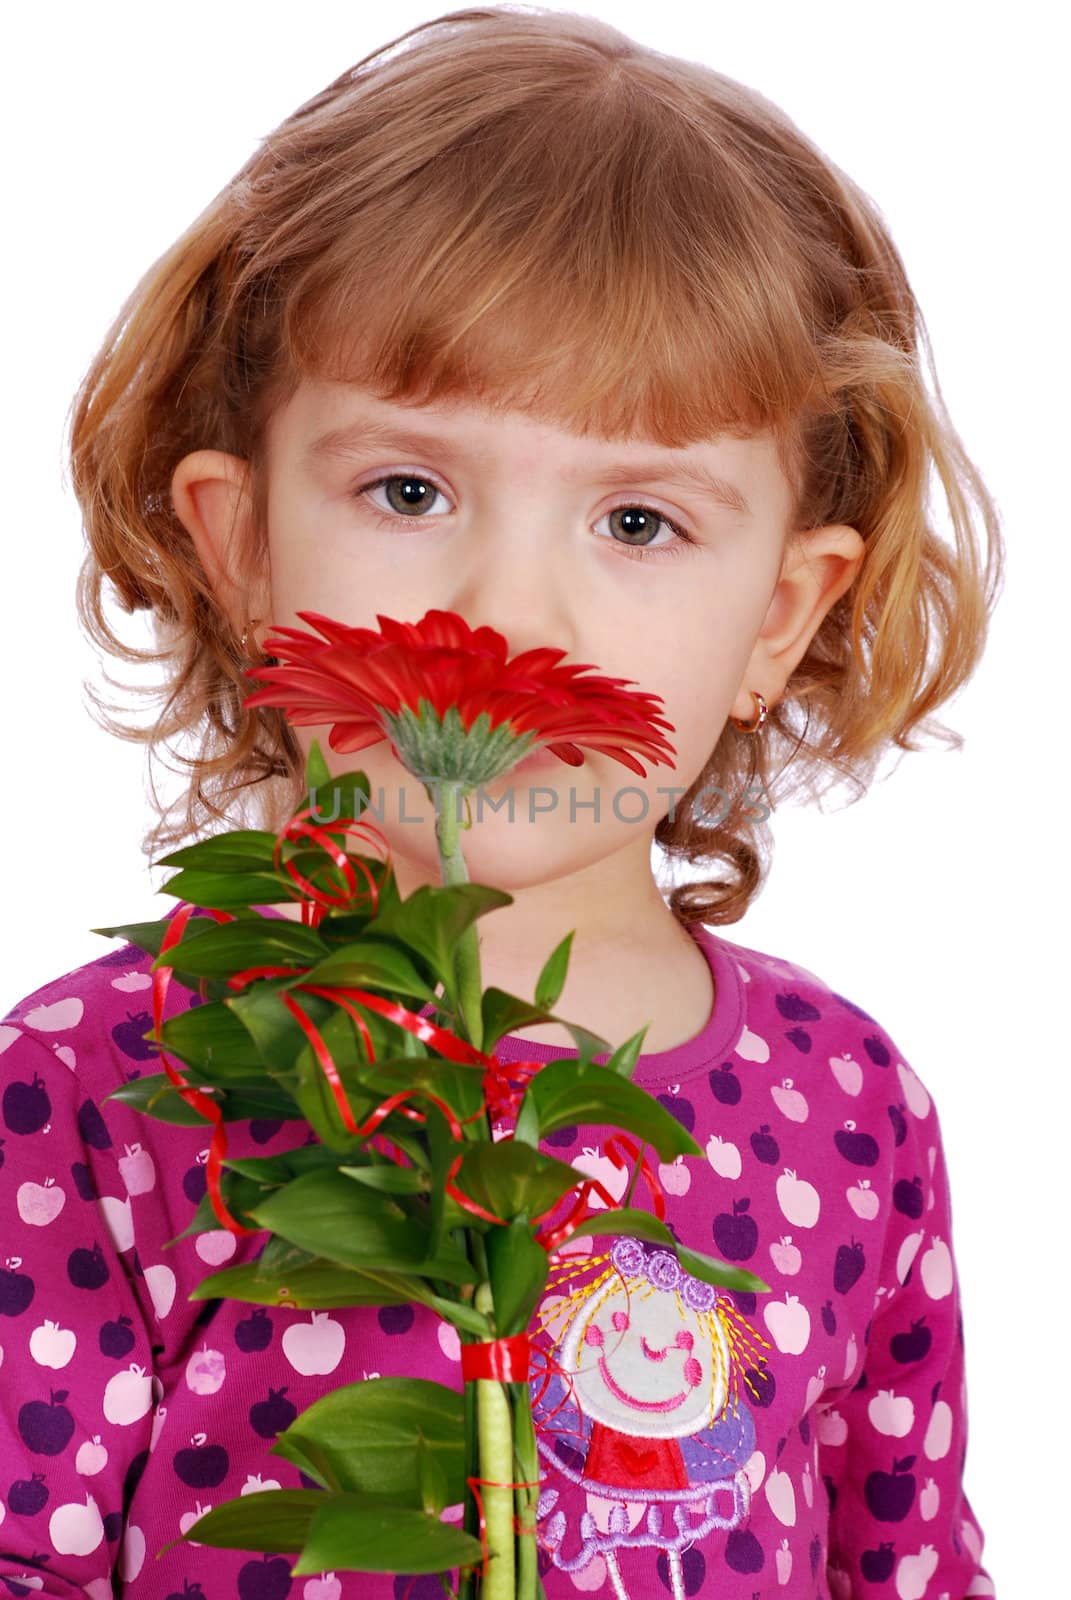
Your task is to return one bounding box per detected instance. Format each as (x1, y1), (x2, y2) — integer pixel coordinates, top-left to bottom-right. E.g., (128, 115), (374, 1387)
(94, 609), (768, 1600)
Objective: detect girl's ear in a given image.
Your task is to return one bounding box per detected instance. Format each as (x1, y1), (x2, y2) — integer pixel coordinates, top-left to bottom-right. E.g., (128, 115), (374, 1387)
(169, 448), (269, 634)
(734, 522), (865, 720)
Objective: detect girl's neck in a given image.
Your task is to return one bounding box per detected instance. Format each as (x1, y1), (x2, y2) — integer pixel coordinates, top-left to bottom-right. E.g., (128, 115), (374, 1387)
(267, 848), (715, 1055)
(480, 917), (715, 1054)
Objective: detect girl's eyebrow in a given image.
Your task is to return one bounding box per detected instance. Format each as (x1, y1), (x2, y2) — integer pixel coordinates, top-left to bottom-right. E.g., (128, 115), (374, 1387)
(304, 417), (752, 518)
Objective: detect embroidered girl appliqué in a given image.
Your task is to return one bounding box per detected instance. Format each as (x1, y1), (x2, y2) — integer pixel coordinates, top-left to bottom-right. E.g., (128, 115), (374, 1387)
(531, 1238), (771, 1600)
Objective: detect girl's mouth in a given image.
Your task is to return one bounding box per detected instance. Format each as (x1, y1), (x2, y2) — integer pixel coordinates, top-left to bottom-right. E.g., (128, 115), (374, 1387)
(509, 746), (565, 776)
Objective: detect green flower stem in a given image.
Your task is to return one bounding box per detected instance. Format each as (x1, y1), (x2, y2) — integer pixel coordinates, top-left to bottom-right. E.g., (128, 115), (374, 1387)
(432, 780), (529, 1600)
(511, 1381), (542, 1600)
(460, 1205), (494, 1600)
(474, 1283), (516, 1600)
(434, 782), (484, 1053)
(461, 1233), (492, 1589)
(459, 1376), (478, 1600)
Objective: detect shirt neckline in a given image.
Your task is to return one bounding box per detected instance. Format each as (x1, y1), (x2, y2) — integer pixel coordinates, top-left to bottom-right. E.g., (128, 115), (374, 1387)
(252, 903), (745, 1088)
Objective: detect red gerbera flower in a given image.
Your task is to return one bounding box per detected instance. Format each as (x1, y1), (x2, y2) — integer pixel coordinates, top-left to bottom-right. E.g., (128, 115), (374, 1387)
(241, 609), (676, 786)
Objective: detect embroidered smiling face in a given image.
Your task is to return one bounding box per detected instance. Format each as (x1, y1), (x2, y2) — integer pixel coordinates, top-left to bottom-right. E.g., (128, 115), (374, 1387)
(557, 1258), (732, 1439)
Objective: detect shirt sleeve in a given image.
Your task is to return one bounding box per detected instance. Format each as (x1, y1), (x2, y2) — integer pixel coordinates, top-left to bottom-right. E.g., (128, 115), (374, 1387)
(818, 1062), (994, 1598)
(1, 1024), (160, 1596)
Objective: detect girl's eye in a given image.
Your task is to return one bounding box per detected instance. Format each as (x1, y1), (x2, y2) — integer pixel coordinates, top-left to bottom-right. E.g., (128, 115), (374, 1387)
(352, 473), (697, 562)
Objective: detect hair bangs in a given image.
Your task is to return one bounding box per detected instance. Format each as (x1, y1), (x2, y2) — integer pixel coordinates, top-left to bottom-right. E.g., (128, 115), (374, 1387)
(252, 56), (830, 466)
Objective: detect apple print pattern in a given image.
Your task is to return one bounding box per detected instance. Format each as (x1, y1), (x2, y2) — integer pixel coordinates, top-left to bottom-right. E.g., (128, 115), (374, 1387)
(0, 905), (993, 1599)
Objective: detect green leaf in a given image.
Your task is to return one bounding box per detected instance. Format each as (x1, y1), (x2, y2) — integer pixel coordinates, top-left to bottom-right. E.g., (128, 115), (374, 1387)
(416, 1435), (450, 1517)
(247, 1169), (476, 1283)
(225, 979), (343, 1082)
(422, 1102), (456, 1258)
(102, 1074), (297, 1126)
(256, 1234), (321, 1277)
(513, 1059), (702, 1161)
(548, 1021), (616, 1068)
(367, 882), (513, 993)
(486, 1216), (548, 1337)
(188, 1255), (433, 1309)
(299, 939), (439, 1002)
(455, 1141), (582, 1223)
(89, 920), (185, 961)
(91, 911), (276, 965)
(287, 1010), (380, 1152)
(155, 829), (283, 871)
(164, 1483), (486, 1574)
(478, 989), (556, 1054)
(534, 931), (574, 1010)
(602, 1027), (649, 1079)
(151, 918), (330, 979)
(294, 1499), (484, 1576)
(337, 1162), (428, 1194)
(358, 1055), (487, 1126)
(299, 739), (375, 828)
(478, 986), (614, 1061)
(166, 1171), (267, 1244)
(169, 1146), (364, 1246)
(271, 1376), (466, 1508)
(187, 1249), (490, 1333)
(161, 1489), (325, 1555)
(304, 777), (375, 832)
(567, 1208), (771, 1293)
(157, 867), (296, 910)
(221, 1143), (344, 1186)
(309, 861), (406, 932)
(304, 736), (333, 793)
(102, 1074), (211, 1126)
(155, 1000), (273, 1078)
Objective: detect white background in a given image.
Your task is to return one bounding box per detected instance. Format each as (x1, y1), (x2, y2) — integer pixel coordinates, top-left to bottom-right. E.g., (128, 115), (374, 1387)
(3, 2), (1066, 1588)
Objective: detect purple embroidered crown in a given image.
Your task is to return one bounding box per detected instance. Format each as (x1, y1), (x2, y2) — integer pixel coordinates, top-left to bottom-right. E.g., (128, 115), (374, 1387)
(609, 1237), (719, 1313)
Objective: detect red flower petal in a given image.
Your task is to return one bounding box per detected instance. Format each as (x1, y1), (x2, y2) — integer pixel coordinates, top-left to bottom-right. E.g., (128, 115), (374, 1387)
(242, 609), (677, 780)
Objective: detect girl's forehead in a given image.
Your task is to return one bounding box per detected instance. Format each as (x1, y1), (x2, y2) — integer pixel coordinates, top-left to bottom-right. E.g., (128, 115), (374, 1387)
(277, 376), (781, 503)
(285, 375), (759, 446)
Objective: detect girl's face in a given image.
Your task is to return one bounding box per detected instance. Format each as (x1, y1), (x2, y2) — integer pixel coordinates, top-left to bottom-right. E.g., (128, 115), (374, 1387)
(176, 378), (861, 907)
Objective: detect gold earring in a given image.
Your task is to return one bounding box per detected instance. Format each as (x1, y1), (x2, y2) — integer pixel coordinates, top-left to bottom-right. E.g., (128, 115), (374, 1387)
(730, 691), (769, 732)
(239, 618), (264, 656)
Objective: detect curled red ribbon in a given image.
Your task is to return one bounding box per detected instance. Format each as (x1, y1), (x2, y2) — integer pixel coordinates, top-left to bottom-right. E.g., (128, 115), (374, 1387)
(605, 1133), (667, 1220)
(147, 801), (397, 1231)
(480, 1056), (543, 1123)
(153, 796), (666, 1250)
(273, 803), (392, 925)
(534, 1176), (618, 1253)
(151, 900), (260, 1236)
(460, 1333), (532, 1382)
(465, 1473), (544, 1582)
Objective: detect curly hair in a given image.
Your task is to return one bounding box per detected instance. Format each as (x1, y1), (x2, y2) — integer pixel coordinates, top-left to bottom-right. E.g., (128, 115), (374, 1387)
(69, 3), (1005, 926)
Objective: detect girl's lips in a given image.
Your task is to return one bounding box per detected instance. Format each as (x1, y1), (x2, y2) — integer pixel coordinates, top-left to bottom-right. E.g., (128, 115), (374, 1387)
(506, 746), (564, 777)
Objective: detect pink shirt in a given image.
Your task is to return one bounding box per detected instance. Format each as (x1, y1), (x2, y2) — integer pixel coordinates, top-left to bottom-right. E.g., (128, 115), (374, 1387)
(0, 902), (993, 1598)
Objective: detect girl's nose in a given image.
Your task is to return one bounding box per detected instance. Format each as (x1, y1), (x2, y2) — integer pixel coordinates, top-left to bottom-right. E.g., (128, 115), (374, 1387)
(442, 528), (575, 659)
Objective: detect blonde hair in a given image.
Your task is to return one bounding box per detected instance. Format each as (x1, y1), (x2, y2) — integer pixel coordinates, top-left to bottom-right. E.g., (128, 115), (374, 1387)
(70, 4), (1005, 924)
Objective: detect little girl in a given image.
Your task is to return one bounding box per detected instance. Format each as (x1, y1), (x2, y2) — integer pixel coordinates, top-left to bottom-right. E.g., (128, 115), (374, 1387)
(1, 7), (1002, 1597)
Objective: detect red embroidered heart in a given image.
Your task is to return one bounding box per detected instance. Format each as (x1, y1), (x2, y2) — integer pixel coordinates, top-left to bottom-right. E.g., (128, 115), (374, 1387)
(617, 1440), (659, 1477)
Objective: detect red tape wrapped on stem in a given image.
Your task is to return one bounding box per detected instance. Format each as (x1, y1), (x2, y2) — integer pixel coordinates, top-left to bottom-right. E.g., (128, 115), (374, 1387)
(460, 1333), (532, 1382)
